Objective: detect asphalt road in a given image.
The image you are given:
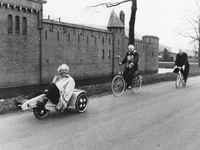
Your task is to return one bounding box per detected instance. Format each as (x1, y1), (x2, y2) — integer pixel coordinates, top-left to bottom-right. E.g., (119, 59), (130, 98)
(1, 76), (200, 150)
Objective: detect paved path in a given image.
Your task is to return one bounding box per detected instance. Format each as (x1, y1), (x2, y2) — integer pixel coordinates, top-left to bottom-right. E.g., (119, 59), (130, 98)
(1, 76), (200, 150)
(158, 68), (173, 74)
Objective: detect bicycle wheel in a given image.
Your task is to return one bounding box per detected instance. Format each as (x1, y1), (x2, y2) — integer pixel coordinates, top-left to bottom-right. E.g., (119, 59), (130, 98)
(181, 73), (186, 86)
(131, 75), (142, 94)
(175, 73), (181, 88)
(111, 75), (125, 96)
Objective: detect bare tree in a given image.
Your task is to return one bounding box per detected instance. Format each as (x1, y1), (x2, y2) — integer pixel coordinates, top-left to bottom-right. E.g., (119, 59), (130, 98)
(189, 40), (198, 58)
(86, 0), (137, 45)
(176, 0), (200, 66)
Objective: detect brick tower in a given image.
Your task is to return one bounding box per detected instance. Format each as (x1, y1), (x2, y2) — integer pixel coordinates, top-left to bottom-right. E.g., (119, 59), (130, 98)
(107, 10), (125, 76)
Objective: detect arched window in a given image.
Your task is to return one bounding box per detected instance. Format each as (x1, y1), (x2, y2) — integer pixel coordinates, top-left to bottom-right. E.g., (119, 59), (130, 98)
(73, 28), (75, 35)
(87, 35), (89, 43)
(102, 37), (104, 45)
(57, 31), (59, 41)
(22, 17), (27, 34)
(15, 16), (20, 33)
(152, 51), (154, 57)
(102, 49), (105, 59)
(45, 30), (47, 40)
(108, 50), (111, 59)
(78, 34), (80, 43)
(68, 33), (70, 42)
(7, 14), (13, 33)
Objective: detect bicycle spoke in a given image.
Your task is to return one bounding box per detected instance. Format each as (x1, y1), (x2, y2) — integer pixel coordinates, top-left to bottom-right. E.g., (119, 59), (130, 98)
(111, 76), (125, 96)
(131, 75), (142, 94)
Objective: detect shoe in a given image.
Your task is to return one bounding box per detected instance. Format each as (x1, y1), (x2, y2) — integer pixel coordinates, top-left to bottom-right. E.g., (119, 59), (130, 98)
(128, 86), (132, 90)
(183, 81), (186, 86)
(37, 100), (45, 109)
(14, 99), (22, 110)
(56, 102), (63, 110)
(37, 97), (49, 108)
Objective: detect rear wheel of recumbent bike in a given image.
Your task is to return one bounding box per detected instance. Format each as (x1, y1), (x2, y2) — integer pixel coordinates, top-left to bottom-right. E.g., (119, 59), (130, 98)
(111, 75), (126, 97)
(75, 92), (88, 113)
(33, 108), (50, 119)
(131, 75), (142, 94)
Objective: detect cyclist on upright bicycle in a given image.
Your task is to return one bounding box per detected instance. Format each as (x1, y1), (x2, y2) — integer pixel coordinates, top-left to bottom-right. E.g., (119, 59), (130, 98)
(119, 44), (139, 90)
(173, 49), (190, 86)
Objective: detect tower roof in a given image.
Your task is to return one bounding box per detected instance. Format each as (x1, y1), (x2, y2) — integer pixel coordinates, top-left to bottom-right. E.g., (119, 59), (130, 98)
(107, 10), (124, 28)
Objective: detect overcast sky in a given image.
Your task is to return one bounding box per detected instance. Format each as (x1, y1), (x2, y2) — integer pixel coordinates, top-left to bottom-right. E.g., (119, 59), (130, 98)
(43, 0), (199, 50)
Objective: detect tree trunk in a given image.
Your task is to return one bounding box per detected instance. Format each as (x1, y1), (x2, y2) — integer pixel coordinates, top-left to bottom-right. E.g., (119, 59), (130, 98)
(199, 38), (200, 67)
(199, 19), (200, 67)
(129, 0), (137, 45)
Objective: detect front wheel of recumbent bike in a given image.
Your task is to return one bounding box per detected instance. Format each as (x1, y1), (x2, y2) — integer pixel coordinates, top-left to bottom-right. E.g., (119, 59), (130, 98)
(33, 108), (50, 119)
(75, 92), (88, 113)
(111, 75), (126, 97)
(131, 75), (142, 94)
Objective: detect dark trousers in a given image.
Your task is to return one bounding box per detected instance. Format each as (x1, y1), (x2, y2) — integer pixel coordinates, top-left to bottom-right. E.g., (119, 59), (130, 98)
(46, 83), (60, 104)
(182, 71), (188, 82)
(26, 89), (46, 100)
(123, 67), (137, 87)
(26, 83), (60, 104)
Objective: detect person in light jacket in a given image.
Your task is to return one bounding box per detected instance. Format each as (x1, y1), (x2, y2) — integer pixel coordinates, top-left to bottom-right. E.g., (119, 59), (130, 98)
(37, 64), (75, 112)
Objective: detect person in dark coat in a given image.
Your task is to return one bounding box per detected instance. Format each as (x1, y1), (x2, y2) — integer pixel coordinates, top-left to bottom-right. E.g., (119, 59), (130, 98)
(119, 44), (139, 90)
(173, 49), (190, 85)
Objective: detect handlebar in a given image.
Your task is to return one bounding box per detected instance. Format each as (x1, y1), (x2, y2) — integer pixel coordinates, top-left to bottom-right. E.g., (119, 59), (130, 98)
(174, 66), (184, 74)
(174, 66), (184, 70)
(176, 67), (183, 69)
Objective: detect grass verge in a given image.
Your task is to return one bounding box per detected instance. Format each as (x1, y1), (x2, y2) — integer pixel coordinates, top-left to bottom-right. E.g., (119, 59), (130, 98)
(0, 63), (200, 115)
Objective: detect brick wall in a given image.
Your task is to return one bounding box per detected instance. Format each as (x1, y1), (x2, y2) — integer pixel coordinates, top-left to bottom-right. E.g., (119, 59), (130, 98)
(1, 0), (43, 10)
(41, 20), (114, 83)
(0, 0), (160, 89)
(0, 1), (41, 87)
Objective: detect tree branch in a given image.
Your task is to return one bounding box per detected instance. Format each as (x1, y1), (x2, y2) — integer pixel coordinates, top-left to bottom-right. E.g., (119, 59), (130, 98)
(176, 29), (198, 40)
(175, 1), (200, 47)
(86, 0), (132, 10)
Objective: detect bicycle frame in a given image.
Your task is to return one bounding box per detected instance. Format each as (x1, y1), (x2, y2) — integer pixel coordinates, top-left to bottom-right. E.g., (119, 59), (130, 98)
(119, 64), (139, 80)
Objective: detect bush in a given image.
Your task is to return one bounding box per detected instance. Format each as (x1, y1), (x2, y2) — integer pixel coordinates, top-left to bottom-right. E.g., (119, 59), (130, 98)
(159, 62), (175, 68)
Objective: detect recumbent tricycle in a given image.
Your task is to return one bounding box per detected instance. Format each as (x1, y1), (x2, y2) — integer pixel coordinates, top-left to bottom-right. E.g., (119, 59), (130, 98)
(20, 89), (88, 119)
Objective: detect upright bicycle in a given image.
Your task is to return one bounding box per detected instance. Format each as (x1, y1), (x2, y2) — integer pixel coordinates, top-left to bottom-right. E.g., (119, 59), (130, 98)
(174, 66), (185, 88)
(111, 65), (142, 96)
